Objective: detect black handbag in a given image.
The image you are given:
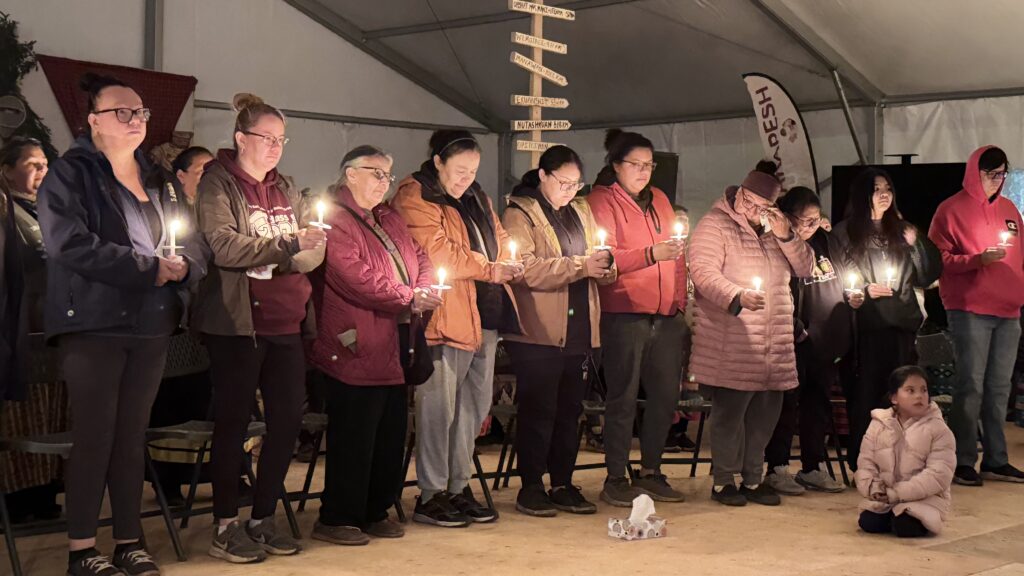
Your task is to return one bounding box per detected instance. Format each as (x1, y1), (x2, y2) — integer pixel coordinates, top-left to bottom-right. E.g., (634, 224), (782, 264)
(341, 204), (434, 385)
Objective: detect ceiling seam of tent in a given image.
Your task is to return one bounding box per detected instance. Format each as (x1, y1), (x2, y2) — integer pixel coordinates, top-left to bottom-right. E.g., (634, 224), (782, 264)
(424, 0), (486, 113)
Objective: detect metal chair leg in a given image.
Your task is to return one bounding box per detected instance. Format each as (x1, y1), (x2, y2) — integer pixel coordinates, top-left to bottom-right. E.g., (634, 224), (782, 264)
(492, 423), (512, 491)
(180, 441), (208, 529)
(831, 420), (850, 486)
(399, 431), (415, 502)
(503, 448), (517, 489)
(146, 451), (187, 561)
(297, 430), (324, 513)
(278, 488), (301, 540)
(690, 412), (707, 478)
(472, 451), (497, 517)
(0, 489), (23, 576)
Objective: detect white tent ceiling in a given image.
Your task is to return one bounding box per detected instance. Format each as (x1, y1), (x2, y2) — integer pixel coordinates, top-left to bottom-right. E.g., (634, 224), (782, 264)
(284, 0), (1024, 133)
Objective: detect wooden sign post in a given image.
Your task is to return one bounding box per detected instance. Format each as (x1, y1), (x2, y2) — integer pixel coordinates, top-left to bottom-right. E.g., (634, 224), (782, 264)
(509, 0), (573, 164)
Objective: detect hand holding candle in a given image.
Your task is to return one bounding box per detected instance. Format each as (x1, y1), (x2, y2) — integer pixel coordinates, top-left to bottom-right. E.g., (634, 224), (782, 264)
(740, 277), (767, 311)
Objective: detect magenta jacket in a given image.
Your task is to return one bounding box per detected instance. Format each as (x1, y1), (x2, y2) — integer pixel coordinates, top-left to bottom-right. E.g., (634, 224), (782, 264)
(309, 186), (433, 386)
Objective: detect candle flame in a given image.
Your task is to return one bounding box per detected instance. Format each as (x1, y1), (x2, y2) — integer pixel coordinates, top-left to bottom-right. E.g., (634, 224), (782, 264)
(437, 267), (447, 286)
(753, 276), (763, 292)
(508, 240), (518, 261)
(597, 229), (607, 245)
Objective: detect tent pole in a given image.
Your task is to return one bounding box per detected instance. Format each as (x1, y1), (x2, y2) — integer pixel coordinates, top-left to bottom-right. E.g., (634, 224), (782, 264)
(831, 69), (866, 165)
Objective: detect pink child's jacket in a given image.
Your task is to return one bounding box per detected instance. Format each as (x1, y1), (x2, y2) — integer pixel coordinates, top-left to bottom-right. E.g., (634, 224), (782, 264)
(855, 403), (956, 534)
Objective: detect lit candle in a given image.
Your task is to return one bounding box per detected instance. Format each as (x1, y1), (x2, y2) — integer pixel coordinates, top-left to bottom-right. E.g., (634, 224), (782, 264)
(596, 228), (609, 249)
(752, 276), (763, 292)
(672, 221), (686, 240)
(317, 201), (325, 226)
(437, 267), (447, 287)
(847, 272), (858, 292)
(168, 219), (180, 257)
(999, 231), (1011, 246)
(886, 266), (896, 288)
(508, 240), (518, 262)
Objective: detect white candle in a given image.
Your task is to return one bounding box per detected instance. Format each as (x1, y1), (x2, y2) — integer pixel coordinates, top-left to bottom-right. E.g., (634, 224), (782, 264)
(672, 221), (686, 240)
(316, 200), (326, 226)
(596, 228), (608, 249)
(847, 272), (858, 292)
(886, 267), (895, 282)
(999, 231), (1011, 246)
(437, 267), (447, 287)
(753, 276), (763, 292)
(508, 240), (518, 262)
(168, 219), (180, 257)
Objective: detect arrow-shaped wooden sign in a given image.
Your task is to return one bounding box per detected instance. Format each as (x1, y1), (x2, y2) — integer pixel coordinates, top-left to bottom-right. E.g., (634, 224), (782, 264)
(512, 119), (572, 131)
(511, 94), (569, 108)
(508, 0), (575, 21)
(511, 31), (567, 54)
(510, 52), (568, 87)
(516, 140), (562, 152)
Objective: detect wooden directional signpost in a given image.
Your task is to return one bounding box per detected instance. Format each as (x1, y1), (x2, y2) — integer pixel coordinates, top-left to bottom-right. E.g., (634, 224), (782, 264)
(509, 0), (573, 163)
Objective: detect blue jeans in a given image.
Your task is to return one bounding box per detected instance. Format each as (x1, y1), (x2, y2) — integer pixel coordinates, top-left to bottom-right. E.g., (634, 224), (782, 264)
(947, 310), (1023, 469)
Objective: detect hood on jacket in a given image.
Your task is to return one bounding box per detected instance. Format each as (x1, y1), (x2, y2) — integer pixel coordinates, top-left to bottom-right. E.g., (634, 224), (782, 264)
(870, 402), (945, 428)
(412, 159), (485, 205)
(213, 148), (281, 188)
(963, 145), (1006, 203)
(65, 134), (153, 176)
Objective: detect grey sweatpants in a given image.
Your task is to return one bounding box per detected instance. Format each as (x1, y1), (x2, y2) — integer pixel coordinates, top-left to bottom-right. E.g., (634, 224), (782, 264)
(708, 387), (784, 486)
(415, 330), (498, 500)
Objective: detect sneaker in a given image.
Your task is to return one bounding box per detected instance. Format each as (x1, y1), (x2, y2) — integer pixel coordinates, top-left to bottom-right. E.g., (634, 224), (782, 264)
(450, 487), (498, 523)
(366, 518), (405, 538)
(796, 466), (846, 493)
(111, 542), (159, 576)
(295, 442), (316, 464)
(740, 483), (781, 506)
(953, 465), (984, 487)
(664, 432), (683, 454)
(549, 485), (597, 514)
(516, 484), (557, 517)
(68, 550), (125, 576)
(765, 466), (805, 496)
(208, 520), (267, 564)
(677, 434), (697, 452)
(600, 476), (641, 507)
(311, 521), (370, 546)
(710, 484), (746, 507)
(245, 519), (302, 555)
(412, 492), (471, 527)
(980, 463), (1024, 483)
(632, 472), (685, 502)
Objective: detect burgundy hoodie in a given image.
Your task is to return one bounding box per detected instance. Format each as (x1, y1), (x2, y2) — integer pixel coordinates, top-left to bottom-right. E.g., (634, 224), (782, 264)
(929, 145), (1024, 319)
(217, 149), (311, 335)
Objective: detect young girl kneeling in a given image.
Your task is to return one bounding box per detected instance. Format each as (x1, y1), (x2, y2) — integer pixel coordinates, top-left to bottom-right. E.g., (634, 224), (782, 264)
(855, 366), (956, 537)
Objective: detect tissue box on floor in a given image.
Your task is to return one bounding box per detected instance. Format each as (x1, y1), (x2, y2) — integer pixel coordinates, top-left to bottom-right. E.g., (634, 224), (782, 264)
(607, 494), (667, 541)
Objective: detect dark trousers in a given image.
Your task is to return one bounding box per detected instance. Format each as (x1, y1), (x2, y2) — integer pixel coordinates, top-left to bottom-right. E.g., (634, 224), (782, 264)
(319, 378), (407, 529)
(206, 334), (305, 520)
(765, 341), (837, 472)
(846, 328), (917, 471)
(708, 387), (784, 486)
(61, 334), (169, 540)
(858, 510), (929, 537)
(507, 343), (589, 487)
(600, 313), (687, 478)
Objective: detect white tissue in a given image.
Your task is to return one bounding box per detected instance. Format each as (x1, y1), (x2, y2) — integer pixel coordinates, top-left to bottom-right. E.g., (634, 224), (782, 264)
(607, 494), (668, 541)
(628, 494), (656, 526)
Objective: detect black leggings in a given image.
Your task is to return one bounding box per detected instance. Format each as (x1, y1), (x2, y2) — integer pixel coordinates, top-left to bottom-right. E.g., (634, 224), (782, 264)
(859, 510), (930, 538)
(206, 334), (305, 520)
(62, 334), (169, 540)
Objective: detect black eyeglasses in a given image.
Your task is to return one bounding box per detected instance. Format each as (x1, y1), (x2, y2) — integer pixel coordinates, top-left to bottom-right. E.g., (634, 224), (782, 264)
(242, 131), (289, 148)
(93, 107), (151, 124)
(983, 169), (1009, 181)
(620, 159), (657, 172)
(358, 166), (396, 183)
(550, 172), (585, 192)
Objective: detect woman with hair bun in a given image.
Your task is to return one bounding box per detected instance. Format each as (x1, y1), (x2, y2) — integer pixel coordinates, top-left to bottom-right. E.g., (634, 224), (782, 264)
(194, 93), (324, 564)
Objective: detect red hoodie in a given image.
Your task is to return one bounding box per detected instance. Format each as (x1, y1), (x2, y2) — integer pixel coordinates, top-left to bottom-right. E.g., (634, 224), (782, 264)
(928, 145), (1024, 319)
(587, 182), (687, 315)
(216, 149), (312, 336)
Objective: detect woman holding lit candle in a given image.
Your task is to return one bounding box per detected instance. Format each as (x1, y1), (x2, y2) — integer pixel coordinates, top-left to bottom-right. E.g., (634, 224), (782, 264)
(928, 145), (1024, 485)
(586, 129), (688, 506)
(36, 73), (202, 575)
(193, 93), (324, 563)
(689, 162), (815, 507)
(307, 145), (441, 545)
(833, 167), (941, 472)
(392, 130), (523, 527)
(501, 145), (616, 516)
(762, 187), (862, 496)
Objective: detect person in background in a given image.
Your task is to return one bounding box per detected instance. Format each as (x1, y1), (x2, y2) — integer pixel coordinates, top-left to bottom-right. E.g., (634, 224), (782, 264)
(38, 72), (202, 576)
(855, 366), (955, 537)
(665, 203), (697, 454)
(763, 187), (861, 496)
(392, 130), (522, 527)
(928, 145), (1024, 485)
(0, 136), (69, 524)
(308, 145), (441, 545)
(169, 146), (213, 213)
(833, 168), (942, 472)
(688, 162), (814, 507)
(587, 129), (688, 507)
(501, 145), (615, 517)
(194, 93), (324, 564)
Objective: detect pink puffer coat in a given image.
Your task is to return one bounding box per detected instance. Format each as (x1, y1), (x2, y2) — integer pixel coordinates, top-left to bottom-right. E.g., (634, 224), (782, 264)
(688, 188), (814, 391)
(855, 403), (956, 535)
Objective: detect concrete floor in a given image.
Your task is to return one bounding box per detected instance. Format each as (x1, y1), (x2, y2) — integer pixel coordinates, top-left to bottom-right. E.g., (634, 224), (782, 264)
(7, 425), (1024, 576)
